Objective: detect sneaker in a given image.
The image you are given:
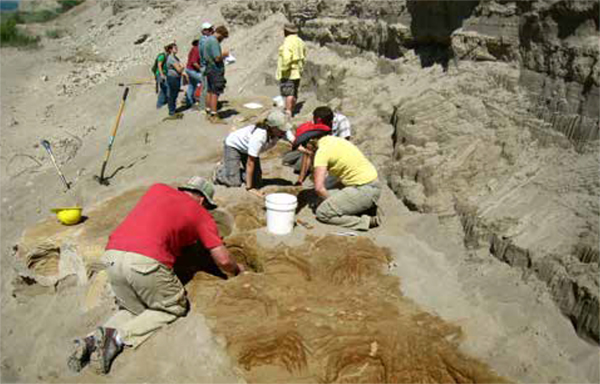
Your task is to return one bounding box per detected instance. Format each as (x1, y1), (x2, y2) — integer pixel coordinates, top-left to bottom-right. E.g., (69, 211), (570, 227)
(369, 206), (385, 228)
(369, 216), (380, 228)
(67, 335), (96, 373)
(89, 327), (123, 375)
(163, 113), (184, 121)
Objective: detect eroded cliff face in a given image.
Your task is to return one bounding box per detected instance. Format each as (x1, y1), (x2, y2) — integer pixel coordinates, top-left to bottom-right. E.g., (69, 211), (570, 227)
(222, 0), (599, 343)
(225, 0), (598, 143)
(518, 0), (599, 148)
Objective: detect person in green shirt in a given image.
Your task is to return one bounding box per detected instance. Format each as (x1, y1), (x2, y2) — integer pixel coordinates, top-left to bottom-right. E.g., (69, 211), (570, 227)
(154, 43), (173, 109)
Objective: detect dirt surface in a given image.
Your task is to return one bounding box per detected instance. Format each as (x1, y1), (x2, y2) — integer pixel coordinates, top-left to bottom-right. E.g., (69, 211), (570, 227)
(1, 1), (598, 383)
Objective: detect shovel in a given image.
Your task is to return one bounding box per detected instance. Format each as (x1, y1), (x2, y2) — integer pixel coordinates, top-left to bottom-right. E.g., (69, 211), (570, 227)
(94, 87), (129, 186)
(40, 139), (70, 190)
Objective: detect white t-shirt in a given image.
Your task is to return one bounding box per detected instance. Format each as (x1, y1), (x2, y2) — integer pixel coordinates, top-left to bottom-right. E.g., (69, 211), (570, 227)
(225, 125), (278, 157)
(287, 113), (352, 142)
(331, 113), (351, 139)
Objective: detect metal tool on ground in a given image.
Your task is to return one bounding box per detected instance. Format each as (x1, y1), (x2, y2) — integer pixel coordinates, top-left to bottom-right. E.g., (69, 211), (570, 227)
(332, 231), (358, 237)
(40, 139), (70, 190)
(94, 87), (129, 186)
(296, 218), (313, 230)
(118, 80), (154, 86)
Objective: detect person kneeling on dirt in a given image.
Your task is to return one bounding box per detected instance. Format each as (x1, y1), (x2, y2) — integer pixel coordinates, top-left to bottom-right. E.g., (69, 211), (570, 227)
(294, 127), (382, 231)
(283, 106), (352, 185)
(213, 110), (292, 196)
(67, 177), (244, 375)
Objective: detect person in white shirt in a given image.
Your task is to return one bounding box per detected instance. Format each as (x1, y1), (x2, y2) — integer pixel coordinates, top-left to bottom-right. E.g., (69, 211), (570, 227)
(282, 106), (352, 185)
(214, 110), (292, 195)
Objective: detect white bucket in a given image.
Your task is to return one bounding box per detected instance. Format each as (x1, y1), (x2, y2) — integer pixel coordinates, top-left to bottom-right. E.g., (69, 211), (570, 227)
(265, 193), (298, 235)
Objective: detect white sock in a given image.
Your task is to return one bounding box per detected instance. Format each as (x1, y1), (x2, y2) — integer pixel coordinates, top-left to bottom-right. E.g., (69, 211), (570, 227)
(114, 331), (125, 347)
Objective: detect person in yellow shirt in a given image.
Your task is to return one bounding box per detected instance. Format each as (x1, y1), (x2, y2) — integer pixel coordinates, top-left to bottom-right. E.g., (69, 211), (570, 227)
(276, 23), (306, 117)
(294, 128), (382, 231)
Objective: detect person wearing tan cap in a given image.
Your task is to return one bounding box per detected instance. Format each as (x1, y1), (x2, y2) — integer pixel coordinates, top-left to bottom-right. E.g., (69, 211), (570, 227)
(67, 177), (243, 375)
(276, 23), (306, 117)
(213, 110), (292, 196)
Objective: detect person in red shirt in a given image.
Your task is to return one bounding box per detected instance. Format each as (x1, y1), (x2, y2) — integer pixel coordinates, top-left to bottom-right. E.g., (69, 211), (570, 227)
(67, 176), (244, 375)
(184, 39), (202, 107)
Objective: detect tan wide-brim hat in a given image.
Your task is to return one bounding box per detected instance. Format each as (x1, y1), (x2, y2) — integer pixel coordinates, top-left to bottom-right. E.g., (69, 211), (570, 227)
(265, 110), (292, 132)
(284, 23), (299, 34)
(178, 176), (218, 209)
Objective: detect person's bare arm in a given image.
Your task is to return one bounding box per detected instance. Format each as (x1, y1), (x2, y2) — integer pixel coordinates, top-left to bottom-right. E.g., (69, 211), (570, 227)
(314, 166), (328, 199)
(245, 155), (258, 190)
(296, 153), (313, 185)
(158, 59), (166, 79)
(210, 245), (244, 276)
(174, 61), (187, 75)
(215, 48), (229, 62)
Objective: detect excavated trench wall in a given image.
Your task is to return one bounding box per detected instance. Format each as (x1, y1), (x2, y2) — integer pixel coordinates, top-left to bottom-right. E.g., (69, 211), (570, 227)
(222, 0), (600, 343)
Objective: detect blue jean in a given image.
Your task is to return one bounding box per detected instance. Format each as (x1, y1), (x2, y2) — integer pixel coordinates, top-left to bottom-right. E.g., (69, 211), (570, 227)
(156, 74), (168, 109)
(166, 75), (181, 115)
(185, 68), (202, 106)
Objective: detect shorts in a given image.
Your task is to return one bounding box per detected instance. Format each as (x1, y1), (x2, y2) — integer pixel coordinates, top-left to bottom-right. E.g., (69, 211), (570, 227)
(280, 79), (300, 98)
(206, 70), (226, 95)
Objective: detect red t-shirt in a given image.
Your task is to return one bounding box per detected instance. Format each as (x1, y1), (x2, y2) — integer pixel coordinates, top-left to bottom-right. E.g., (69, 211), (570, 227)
(186, 45), (200, 70)
(106, 183), (223, 268)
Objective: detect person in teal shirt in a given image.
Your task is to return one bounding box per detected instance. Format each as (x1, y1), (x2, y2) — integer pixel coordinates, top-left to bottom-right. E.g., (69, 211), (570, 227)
(203, 25), (229, 124)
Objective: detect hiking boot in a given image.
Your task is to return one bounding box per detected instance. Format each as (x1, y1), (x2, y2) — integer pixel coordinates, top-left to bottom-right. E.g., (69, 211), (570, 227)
(89, 327), (123, 375)
(209, 115), (227, 125)
(369, 216), (379, 228)
(369, 206), (385, 229)
(163, 113), (184, 121)
(67, 335), (96, 373)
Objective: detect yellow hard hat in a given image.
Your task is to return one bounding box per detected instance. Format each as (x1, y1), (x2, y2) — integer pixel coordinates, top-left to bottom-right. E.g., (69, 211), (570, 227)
(50, 207), (83, 226)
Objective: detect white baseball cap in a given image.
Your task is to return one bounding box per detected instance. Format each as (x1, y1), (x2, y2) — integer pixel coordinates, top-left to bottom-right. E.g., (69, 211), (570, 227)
(201, 22), (213, 30)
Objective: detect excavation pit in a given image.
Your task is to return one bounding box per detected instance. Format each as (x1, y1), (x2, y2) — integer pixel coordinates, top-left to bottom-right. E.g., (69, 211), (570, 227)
(25, 244), (60, 278)
(186, 234), (507, 383)
(225, 202), (266, 233)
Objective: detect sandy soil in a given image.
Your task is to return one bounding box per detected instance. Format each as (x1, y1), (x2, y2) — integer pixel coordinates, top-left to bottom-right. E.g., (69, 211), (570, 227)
(0, 1), (598, 383)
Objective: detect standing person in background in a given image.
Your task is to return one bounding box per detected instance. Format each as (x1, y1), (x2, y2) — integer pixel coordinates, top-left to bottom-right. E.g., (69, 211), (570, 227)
(165, 43), (189, 120)
(276, 23), (306, 117)
(184, 39), (201, 108)
(198, 22), (214, 113)
(203, 25), (229, 125)
(154, 44), (173, 110)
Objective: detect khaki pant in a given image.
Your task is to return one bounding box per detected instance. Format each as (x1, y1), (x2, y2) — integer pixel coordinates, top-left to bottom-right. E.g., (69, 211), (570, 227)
(101, 250), (188, 348)
(316, 181), (381, 231)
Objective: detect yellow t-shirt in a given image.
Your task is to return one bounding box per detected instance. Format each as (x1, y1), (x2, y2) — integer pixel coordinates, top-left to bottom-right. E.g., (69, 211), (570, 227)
(313, 136), (378, 186)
